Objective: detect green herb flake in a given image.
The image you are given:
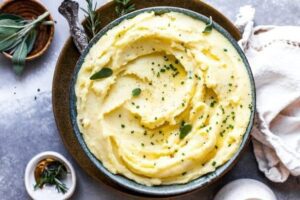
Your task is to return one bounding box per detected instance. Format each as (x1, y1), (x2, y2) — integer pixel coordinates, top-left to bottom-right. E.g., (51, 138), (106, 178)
(179, 124), (192, 139)
(90, 68), (113, 80)
(132, 88), (141, 97)
(248, 104), (253, 111)
(202, 16), (213, 34)
(210, 100), (217, 107)
(212, 161), (216, 166)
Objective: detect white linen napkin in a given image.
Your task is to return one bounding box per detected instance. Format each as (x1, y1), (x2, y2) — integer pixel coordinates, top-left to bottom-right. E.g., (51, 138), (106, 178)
(235, 6), (300, 182)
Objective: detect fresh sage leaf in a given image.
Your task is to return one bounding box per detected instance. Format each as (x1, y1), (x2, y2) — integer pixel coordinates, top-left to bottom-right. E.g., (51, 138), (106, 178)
(90, 67), (113, 80)
(0, 34), (20, 52)
(6, 38), (23, 54)
(26, 29), (37, 54)
(202, 16), (213, 34)
(12, 39), (28, 75)
(132, 88), (141, 97)
(179, 124), (192, 139)
(0, 19), (22, 40)
(0, 13), (24, 21)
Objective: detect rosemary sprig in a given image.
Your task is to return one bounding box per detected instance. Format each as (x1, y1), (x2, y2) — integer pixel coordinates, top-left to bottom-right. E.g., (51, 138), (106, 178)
(114, 0), (135, 16)
(34, 160), (69, 194)
(0, 12), (53, 74)
(81, 0), (101, 39)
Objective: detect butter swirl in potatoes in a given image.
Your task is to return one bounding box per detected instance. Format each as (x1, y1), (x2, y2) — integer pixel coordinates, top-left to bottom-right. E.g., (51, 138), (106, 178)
(75, 11), (253, 186)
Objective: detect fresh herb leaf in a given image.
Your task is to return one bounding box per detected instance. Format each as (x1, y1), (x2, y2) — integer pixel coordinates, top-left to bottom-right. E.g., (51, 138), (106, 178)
(26, 29), (37, 53)
(90, 67), (113, 80)
(202, 16), (213, 34)
(12, 38), (28, 75)
(179, 124), (192, 139)
(0, 19), (23, 40)
(0, 13), (24, 21)
(114, 0), (135, 16)
(0, 34), (20, 52)
(132, 88), (141, 97)
(82, 0), (101, 38)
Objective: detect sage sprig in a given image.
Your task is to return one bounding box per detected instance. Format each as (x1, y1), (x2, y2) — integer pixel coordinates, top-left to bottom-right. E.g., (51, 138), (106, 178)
(82, 0), (101, 39)
(0, 12), (53, 75)
(114, 0), (135, 16)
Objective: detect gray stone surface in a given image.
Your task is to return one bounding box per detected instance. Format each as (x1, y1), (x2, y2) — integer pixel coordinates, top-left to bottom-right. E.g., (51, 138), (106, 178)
(0, 0), (300, 199)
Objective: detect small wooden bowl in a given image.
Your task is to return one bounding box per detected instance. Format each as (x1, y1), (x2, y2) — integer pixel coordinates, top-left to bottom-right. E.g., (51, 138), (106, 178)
(0, 0), (54, 61)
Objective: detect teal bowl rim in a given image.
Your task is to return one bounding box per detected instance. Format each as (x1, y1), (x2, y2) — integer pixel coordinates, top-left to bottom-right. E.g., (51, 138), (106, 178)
(69, 6), (256, 197)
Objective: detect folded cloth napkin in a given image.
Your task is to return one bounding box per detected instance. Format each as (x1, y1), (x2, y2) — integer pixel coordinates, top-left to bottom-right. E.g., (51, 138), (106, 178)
(235, 6), (300, 182)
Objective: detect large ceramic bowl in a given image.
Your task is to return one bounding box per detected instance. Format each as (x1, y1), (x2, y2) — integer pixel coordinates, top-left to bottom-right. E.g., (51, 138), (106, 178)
(69, 7), (256, 197)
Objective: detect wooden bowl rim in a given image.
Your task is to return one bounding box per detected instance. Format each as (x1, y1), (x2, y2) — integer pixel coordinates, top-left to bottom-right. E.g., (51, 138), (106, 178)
(0, 0), (55, 61)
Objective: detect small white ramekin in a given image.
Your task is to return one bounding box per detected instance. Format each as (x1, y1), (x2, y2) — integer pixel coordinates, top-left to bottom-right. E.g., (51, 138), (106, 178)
(214, 178), (277, 200)
(24, 151), (76, 200)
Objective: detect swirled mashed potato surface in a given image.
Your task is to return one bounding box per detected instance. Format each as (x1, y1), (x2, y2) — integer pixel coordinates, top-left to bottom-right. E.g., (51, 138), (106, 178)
(75, 11), (252, 186)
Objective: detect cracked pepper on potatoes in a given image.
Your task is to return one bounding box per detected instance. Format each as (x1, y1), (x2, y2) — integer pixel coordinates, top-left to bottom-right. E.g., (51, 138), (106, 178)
(75, 11), (252, 186)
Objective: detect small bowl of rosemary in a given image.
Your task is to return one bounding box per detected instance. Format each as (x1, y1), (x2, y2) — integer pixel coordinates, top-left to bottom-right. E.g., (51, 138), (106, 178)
(24, 151), (76, 200)
(0, 0), (55, 74)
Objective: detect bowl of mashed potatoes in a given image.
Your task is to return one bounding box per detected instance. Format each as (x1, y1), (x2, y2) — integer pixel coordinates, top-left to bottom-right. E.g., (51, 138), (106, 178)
(70, 7), (255, 196)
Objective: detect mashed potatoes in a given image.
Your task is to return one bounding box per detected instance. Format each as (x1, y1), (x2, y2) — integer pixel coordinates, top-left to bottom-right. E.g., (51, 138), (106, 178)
(75, 11), (253, 186)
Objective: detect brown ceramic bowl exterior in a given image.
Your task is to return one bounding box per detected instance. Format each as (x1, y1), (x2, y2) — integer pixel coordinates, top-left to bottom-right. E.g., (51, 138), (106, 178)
(0, 0), (54, 61)
(53, 0), (248, 197)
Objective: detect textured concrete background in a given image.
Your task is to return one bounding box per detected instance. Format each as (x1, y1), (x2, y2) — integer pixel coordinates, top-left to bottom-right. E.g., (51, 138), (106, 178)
(0, 0), (300, 199)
